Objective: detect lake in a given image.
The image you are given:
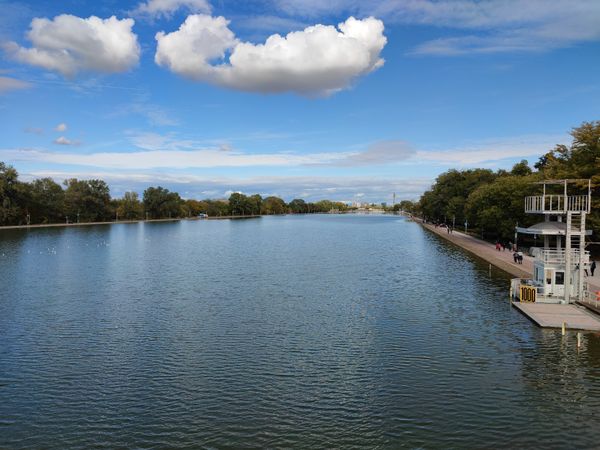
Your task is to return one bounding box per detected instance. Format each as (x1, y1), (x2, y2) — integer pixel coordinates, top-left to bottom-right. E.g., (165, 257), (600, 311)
(2, 214), (600, 448)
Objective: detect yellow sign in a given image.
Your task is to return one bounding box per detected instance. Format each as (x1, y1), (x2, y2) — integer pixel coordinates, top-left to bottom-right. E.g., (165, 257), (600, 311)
(520, 285), (536, 303)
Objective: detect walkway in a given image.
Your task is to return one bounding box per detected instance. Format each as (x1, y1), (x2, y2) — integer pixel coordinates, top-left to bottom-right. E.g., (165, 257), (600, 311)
(417, 219), (600, 331)
(419, 221), (599, 292)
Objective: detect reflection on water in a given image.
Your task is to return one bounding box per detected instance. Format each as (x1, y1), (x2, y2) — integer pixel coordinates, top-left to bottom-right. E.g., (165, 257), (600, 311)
(2, 215), (600, 448)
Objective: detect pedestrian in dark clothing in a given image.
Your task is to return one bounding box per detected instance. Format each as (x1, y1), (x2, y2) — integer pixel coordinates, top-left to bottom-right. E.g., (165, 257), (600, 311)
(513, 252), (518, 263)
(592, 261), (597, 277)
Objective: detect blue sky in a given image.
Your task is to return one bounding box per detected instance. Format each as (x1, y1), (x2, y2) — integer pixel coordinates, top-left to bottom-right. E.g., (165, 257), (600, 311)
(1, 0), (599, 203)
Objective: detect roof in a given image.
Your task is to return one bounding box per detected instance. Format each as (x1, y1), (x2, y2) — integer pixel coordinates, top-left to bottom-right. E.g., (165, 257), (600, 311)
(516, 221), (592, 236)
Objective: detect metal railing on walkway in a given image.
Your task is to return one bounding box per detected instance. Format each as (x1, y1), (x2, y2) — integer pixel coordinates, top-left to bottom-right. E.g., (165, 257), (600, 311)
(525, 195), (590, 213)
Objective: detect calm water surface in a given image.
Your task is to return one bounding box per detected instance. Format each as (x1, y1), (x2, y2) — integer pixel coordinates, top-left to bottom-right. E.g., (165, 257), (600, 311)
(2, 215), (600, 448)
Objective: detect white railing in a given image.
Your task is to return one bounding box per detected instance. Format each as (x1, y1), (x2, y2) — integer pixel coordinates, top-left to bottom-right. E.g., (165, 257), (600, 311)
(538, 249), (589, 264)
(567, 195), (590, 212)
(525, 195), (590, 213)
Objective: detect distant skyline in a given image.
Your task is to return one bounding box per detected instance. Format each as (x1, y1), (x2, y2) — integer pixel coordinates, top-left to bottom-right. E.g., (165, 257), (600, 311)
(1, 0), (599, 202)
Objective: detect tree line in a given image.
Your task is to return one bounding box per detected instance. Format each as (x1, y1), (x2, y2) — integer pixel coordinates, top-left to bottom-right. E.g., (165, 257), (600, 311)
(393, 121), (600, 242)
(0, 167), (351, 226)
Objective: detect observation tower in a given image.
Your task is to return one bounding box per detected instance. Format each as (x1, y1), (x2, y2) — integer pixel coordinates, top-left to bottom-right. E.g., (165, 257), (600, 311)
(511, 179), (592, 304)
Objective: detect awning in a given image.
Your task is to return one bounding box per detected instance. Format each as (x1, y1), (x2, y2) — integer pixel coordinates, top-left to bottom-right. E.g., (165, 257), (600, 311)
(516, 221), (592, 236)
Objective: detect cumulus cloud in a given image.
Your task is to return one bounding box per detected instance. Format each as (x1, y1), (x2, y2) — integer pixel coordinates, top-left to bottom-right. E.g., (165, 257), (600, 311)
(4, 15), (140, 77)
(155, 15), (387, 95)
(55, 123), (67, 132)
(131, 0), (211, 18)
(54, 136), (80, 146)
(0, 76), (31, 93)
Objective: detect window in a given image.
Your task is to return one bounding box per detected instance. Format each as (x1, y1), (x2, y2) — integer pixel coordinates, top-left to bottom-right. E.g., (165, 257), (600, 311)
(555, 272), (565, 285)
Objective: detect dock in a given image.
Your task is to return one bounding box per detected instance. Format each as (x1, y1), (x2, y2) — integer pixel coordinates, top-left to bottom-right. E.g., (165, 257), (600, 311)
(512, 302), (600, 331)
(417, 217), (600, 332)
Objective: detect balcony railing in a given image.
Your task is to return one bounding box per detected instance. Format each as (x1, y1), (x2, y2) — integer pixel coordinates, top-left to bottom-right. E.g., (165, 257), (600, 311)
(525, 195), (590, 213)
(537, 249), (589, 264)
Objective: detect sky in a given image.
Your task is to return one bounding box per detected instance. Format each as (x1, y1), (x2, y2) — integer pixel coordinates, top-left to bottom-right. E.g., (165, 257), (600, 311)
(0, 0), (599, 203)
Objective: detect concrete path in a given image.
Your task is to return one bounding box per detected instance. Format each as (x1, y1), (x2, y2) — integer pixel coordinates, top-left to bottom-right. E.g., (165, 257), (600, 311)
(419, 221), (600, 292)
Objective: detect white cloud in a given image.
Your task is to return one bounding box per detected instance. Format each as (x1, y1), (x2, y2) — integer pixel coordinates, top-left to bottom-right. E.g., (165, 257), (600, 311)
(273, 0), (600, 54)
(325, 140), (415, 166)
(155, 15), (387, 96)
(20, 169), (431, 202)
(0, 76), (31, 93)
(54, 136), (80, 146)
(24, 127), (43, 135)
(55, 123), (67, 132)
(4, 15), (140, 77)
(415, 135), (568, 165)
(131, 0), (211, 18)
(1, 133), (565, 171)
(109, 102), (179, 126)
(3, 147), (342, 169)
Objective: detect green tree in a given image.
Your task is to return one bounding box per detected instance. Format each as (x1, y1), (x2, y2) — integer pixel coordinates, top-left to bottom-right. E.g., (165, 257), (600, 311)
(116, 192), (143, 220)
(27, 178), (65, 224)
(464, 175), (539, 240)
(228, 192), (250, 215)
(419, 168), (496, 224)
(64, 179), (112, 222)
(143, 186), (183, 219)
(511, 159), (532, 176)
(0, 162), (25, 225)
(181, 199), (205, 217)
(261, 196), (287, 215)
(202, 199), (229, 216)
(288, 198), (307, 213)
(247, 194), (262, 215)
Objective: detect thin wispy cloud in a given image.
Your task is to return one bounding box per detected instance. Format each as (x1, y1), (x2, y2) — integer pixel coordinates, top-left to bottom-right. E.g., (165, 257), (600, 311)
(109, 102), (179, 126)
(1, 134), (565, 170)
(415, 135), (568, 165)
(53, 136), (81, 146)
(24, 126), (43, 135)
(325, 140), (416, 167)
(272, 0), (600, 55)
(130, 0), (211, 19)
(20, 169), (432, 202)
(0, 76), (31, 93)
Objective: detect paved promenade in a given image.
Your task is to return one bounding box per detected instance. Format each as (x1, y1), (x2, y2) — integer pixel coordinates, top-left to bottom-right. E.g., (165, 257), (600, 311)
(418, 219), (600, 330)
(419, 220), (599, 292)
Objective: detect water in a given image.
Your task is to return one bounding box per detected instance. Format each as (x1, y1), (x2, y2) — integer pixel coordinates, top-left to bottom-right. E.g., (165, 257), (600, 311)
(1, 215), (600, 448)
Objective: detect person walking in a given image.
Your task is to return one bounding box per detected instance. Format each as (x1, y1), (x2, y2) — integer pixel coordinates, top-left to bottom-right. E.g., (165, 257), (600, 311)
(592, 260), (597, 277)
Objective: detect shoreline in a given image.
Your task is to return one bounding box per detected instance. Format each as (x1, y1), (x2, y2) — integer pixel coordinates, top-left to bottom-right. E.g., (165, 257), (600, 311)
(0, 215), (261, 231)
(414, 217), (600, 292)
(416, 218), (533, 279)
